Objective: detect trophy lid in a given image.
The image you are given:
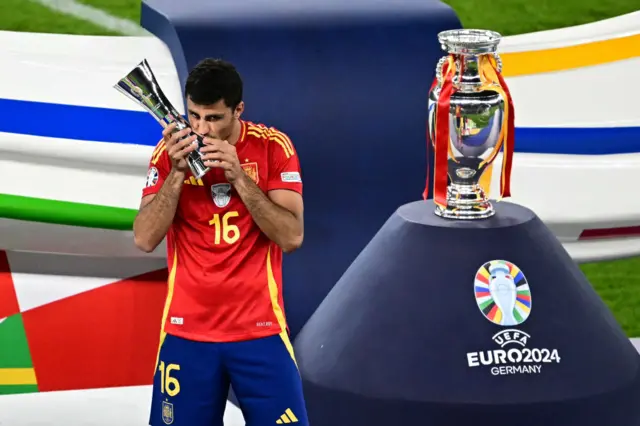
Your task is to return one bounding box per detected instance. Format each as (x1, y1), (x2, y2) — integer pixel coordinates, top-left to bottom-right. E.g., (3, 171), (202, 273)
(438, 29), (502, 55)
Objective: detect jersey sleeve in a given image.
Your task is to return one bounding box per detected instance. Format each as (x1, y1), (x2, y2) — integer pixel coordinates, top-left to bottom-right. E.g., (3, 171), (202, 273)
(142, 139), (171, 198)
(266, 128), (303, 195)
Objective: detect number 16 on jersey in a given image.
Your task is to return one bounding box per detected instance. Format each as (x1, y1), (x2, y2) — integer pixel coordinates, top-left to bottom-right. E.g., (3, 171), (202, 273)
(209, 211), (240, 245)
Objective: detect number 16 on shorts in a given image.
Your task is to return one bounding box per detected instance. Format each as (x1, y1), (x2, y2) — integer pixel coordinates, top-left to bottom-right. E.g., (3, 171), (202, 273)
(158, 360), (180, 425)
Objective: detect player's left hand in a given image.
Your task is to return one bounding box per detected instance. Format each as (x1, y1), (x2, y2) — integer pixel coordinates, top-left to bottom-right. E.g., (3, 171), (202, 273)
(201, 137), (244, 183)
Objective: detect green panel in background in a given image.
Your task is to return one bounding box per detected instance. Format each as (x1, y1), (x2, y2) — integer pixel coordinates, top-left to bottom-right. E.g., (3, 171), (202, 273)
(0, 314), (38, 395)
(0, 384), (39, 395)
(0, 315), (33, 369)
(0, 194), (137, 231)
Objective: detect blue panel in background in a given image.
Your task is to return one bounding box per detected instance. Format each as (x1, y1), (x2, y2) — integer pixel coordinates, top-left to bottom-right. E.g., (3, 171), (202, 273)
(1, 97), (639, 155)
(141, 0), (462, 342)
(0, 98), (160, 146)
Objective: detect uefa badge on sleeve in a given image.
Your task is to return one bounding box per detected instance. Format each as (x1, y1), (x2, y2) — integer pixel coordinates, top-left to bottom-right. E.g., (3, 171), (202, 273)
(146, 167), (159, 188)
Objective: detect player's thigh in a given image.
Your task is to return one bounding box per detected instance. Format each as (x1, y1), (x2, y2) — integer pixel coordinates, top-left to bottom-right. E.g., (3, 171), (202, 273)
(149, 333), (229, 426)
(225, 332), (309, 426)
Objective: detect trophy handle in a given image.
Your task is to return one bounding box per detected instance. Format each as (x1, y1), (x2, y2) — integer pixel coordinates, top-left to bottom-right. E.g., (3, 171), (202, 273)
(493, 52), (503, 73)
(435, 56), (447, 87)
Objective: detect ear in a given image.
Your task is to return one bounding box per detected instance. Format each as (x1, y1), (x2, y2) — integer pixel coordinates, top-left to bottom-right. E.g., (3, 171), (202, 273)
(234, 101), (245, 118)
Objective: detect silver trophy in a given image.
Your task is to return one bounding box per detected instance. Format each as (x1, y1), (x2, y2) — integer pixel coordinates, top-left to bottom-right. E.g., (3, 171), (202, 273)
(428, 29), (515, 220)
(114, 59), (209, 179)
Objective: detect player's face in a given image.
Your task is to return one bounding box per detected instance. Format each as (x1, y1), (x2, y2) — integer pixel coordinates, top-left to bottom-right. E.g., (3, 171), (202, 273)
(186, 97), (244, 141)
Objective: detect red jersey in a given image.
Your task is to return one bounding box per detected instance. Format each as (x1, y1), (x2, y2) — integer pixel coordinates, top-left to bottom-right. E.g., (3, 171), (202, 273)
(141, 120), (303, 343)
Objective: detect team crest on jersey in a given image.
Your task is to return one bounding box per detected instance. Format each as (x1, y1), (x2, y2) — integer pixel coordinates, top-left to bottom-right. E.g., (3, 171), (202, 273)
(211, 183), (232, 208)
(146, 167), (159, 188)
(161, 401), (174, 424)
(241, 162), (259, 184)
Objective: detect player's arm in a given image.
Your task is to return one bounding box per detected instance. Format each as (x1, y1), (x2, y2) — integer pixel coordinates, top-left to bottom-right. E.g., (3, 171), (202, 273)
(133, 169), (185, 252)
(133, 124), (198, 253)
(233, 175), (303, 253)
(201, 133), (304, 253)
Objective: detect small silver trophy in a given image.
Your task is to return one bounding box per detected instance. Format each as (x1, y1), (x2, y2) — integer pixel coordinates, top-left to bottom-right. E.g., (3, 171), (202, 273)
(427, 29), (515, 220)
(114, 59), (209, 179)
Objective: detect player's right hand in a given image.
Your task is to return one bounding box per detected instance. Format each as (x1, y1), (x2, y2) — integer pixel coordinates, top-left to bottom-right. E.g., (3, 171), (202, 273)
(163, 122), (198, 173)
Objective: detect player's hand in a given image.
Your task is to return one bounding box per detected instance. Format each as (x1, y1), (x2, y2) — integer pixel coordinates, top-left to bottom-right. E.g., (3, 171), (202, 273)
(162, 122), (198, 173)
(200, 137), (243, 183)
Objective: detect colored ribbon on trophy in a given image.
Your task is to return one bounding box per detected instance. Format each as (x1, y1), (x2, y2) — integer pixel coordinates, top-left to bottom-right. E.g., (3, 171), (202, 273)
(423, 56), (457, 209)
(477, 54), (515, 200)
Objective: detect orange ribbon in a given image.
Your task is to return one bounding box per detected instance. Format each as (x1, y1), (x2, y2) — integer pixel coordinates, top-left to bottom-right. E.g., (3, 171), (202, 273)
(423, 54), (515, 205)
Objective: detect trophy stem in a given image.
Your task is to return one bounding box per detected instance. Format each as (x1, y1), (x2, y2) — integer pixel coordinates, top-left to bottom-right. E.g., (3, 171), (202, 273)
(187, 150), (209, 180)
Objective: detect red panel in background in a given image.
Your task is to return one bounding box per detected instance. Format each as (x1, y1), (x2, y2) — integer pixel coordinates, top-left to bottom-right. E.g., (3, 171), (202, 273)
(0, 251), (20, 320)
(21, 268), (168, 392)
(579, 225), (640, 240)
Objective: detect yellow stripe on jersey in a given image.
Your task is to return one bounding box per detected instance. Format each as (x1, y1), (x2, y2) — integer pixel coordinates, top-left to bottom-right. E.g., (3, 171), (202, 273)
(240, 120), (247, 141)
(151, 140), (166, 165)
(246, 123), (268, 135)
(277, 130), (295, 157)
(269, 131), (294, 158)
(246, 124), (295, 159)
(266, 247), (297, 367)
(155, 249), (178, 371)
(151, 139), (165, 156)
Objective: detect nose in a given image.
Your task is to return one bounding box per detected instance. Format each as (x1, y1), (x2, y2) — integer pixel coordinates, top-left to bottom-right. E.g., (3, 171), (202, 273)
(191, 118), (204, 134)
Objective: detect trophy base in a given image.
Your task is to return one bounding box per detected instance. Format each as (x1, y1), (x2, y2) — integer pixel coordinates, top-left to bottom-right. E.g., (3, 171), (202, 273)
(434, 183), (494, 220)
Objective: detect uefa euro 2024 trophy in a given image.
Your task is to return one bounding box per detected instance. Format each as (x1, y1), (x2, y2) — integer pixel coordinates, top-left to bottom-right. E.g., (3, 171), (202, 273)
(426, 29), (515, 220)
(114, 59), (209, 179)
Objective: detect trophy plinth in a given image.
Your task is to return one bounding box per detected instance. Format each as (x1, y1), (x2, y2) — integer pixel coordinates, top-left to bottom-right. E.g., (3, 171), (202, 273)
(293, 200), (640, 426)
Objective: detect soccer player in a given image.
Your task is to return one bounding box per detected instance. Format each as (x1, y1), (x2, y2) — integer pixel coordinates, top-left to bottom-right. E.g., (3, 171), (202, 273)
(133, 58), (309, 426)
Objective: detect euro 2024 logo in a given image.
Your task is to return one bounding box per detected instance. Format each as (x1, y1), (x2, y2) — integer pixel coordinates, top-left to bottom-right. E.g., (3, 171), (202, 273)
(467, 260), (560, 376)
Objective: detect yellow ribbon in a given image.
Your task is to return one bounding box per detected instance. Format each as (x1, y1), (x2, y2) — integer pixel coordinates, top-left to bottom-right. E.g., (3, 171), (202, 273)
(476, 54), (511, 200)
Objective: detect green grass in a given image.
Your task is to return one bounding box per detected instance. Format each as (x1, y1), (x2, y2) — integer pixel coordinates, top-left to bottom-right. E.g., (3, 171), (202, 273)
(0, 0), (639, 335)
(77, 0), (141, 22)
(442, 0), (640, 35)
(581, 258), (640, 337)
(0, 0), (120, 35)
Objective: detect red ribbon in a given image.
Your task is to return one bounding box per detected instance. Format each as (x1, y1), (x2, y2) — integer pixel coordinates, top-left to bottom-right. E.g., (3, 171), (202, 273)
(422, 76), (440, 200)
(423, 58), (455, 209)
(493, 65), (515, 198)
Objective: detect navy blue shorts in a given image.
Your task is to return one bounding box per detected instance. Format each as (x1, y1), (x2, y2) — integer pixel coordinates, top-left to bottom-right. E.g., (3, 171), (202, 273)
(149, 332), (309, 426)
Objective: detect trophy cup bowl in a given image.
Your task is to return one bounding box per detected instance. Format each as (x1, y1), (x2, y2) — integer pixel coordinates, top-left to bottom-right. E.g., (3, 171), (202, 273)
(114, 59), (210, 179)
(428, 29), (511, 220)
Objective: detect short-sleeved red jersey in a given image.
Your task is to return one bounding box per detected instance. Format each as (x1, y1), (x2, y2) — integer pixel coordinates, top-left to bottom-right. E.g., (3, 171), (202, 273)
(142, 120), (302, 343)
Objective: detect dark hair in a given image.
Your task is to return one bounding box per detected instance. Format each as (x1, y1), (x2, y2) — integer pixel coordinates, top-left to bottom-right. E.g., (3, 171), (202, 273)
(185, 58), (243, 109)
